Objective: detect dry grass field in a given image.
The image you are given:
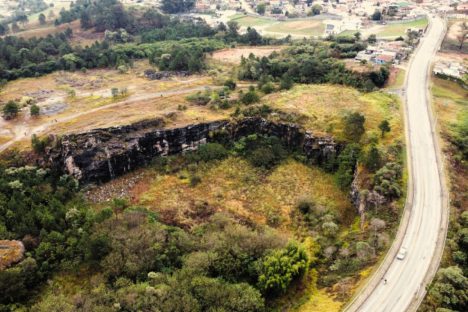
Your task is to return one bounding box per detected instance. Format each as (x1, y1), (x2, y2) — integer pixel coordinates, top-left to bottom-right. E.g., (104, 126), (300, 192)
(137, 157), (353, 230)
(210, 46), (284, 64)
(263, 84), (403, 143)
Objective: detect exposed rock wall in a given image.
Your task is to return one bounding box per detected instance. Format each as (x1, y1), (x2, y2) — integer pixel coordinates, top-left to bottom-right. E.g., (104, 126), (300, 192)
(46, 117), (343, 184)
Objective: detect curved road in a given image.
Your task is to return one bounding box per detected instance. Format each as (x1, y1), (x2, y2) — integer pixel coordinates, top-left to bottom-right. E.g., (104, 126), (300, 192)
(347, 15), (447, 312)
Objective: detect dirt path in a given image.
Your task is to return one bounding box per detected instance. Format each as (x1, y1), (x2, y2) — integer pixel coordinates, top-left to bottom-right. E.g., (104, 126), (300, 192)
(0, 85), (212, 153)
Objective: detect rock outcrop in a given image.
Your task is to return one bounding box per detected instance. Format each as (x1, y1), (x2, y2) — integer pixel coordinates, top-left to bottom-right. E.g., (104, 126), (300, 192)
(0, 240), (25, 271)
(45, 117), (343, 184)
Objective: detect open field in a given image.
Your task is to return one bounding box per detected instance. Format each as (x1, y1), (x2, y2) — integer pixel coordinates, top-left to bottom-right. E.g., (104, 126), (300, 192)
(441, 18), (468, 53)
(263, 84), (403, 143)
(377, 18), (428, 38)
(230, 14), (275, 27)
(431, 77), (468, 133)
(210, 46), (284, 64)
(135, 157), (353, 229)
(264, 19), (325, 37)
(229, 15), (325, 38)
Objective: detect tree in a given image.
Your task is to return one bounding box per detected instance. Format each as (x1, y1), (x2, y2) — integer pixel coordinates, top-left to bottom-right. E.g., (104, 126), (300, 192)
(256, 243), (308, 295)
(0, 23), (7, 35)
(39, 13), (46, 25)
(428, 266), (468, 310)
(111, 87), (119, 98)
(2, 101), (19, 120)
(365, 144), (382, 172)
(280, 74), (294, 90)
(16, 14), (29, 27)
(354, 31), (362, 41)
(379, 120), (391, 137)
(372, 10), (382, 21)
(80, 10), (92, 29)
(227, 20), (240, 37)
(456, 22), (467, 50)
(311, 4), (322, 16)
(224, 79), (236, 90)
(335, 143), (361, 190)
(240, 89), (260, 105)
(11, 22), (20, 33)
(343, 112), (366, 142)
(161, 0), (196, 14)
(367, 34), (377, 43)
(256, 3), (266, 15)
(30, 104), (40, 117)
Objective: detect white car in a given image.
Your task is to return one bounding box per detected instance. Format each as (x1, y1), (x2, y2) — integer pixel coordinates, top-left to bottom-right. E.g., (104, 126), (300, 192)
(396, 247), (407, 260)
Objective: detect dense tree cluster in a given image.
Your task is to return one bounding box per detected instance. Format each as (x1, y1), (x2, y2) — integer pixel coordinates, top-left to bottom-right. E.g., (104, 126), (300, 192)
(0, 29), (225, 81)
(238, 44), (389, 92)
(161, 0), (196, 14)
(0, 139), (315, 310)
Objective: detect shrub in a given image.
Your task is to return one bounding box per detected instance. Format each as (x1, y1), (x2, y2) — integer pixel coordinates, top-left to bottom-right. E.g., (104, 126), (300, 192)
(30, 104), (40, 117)
(2, 101), (19, 120)
(261, 82), (275, 94)
(224, 79), (237, 90)
(256, 243), (308, 295)
(342, 112), (366, 142)
(186, 91), (211, 105)
(240, 90), (260, 105)
(195, 143), (228, 162)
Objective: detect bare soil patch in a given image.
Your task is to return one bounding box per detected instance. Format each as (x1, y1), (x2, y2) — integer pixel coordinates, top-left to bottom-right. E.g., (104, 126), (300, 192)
(210, 46), (283, 64)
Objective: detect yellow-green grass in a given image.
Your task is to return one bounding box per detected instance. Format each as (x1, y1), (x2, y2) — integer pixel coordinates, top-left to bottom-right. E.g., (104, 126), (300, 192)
(230, 15), (275, 27)
(338, 30), (356, 36)
(377, 18), (428, 37)
(138, 157), (353, 229)
(262, 84), (402, 143)
(387, 68), (406, 89)
(264, 19), (325, 37)
(431, 77), (468, 134)
(295, 289), (343, 312)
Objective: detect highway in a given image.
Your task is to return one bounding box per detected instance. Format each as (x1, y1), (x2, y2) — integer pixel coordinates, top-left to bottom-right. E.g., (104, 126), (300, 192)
(346, 15), (447, 312)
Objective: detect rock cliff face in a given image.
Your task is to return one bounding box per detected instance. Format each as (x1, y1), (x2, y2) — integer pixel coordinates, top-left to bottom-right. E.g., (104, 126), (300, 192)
(46, 117), (343, 184)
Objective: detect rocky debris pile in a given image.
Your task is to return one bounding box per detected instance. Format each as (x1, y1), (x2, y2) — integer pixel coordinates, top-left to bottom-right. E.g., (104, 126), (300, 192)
(144, 69), (190, 80)
(25, 89), (54, 102)
(0, 240), (25, 271)
(45, 117), (343, 185)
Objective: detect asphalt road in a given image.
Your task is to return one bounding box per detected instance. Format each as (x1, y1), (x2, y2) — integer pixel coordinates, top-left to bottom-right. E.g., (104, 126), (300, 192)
(347, 15), (447, 312)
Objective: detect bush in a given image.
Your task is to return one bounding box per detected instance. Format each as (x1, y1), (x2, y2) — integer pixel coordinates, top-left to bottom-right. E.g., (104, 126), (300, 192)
(2, 101), (19, 120)
(240, 90), (260, 105)
(194, 143), (228, 162)
(31, 134), (50, 154)
(224, 79), (237, 90)
(335, 144), (361, 190)
(261, 82), (275, 94)
(256, 243), (308, 295)
(235, 135), (287, 169)
(30, 104), (40, 117)
(186, 91), (211, 105)
(343, 112), (366, 142)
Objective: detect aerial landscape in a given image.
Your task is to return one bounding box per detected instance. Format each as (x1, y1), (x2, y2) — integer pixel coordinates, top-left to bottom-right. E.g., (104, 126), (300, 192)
(0, 0), (466, 311)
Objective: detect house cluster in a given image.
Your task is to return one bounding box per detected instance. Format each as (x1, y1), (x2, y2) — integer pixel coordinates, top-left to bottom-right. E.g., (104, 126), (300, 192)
(433, 61), (467, 80)
(355, 40), (411, 65)
(194, 0), (241, 12)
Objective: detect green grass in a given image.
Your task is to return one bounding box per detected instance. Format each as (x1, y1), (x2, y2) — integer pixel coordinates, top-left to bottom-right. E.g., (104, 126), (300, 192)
(378, 18), (428, 37)
(338, 30), (356, 36)
(264, 19), (325, 36)
(230, 15), (274, 27)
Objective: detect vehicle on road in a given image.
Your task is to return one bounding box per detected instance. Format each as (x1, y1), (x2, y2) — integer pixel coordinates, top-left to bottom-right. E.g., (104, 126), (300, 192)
(396, 247), (408, 260)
